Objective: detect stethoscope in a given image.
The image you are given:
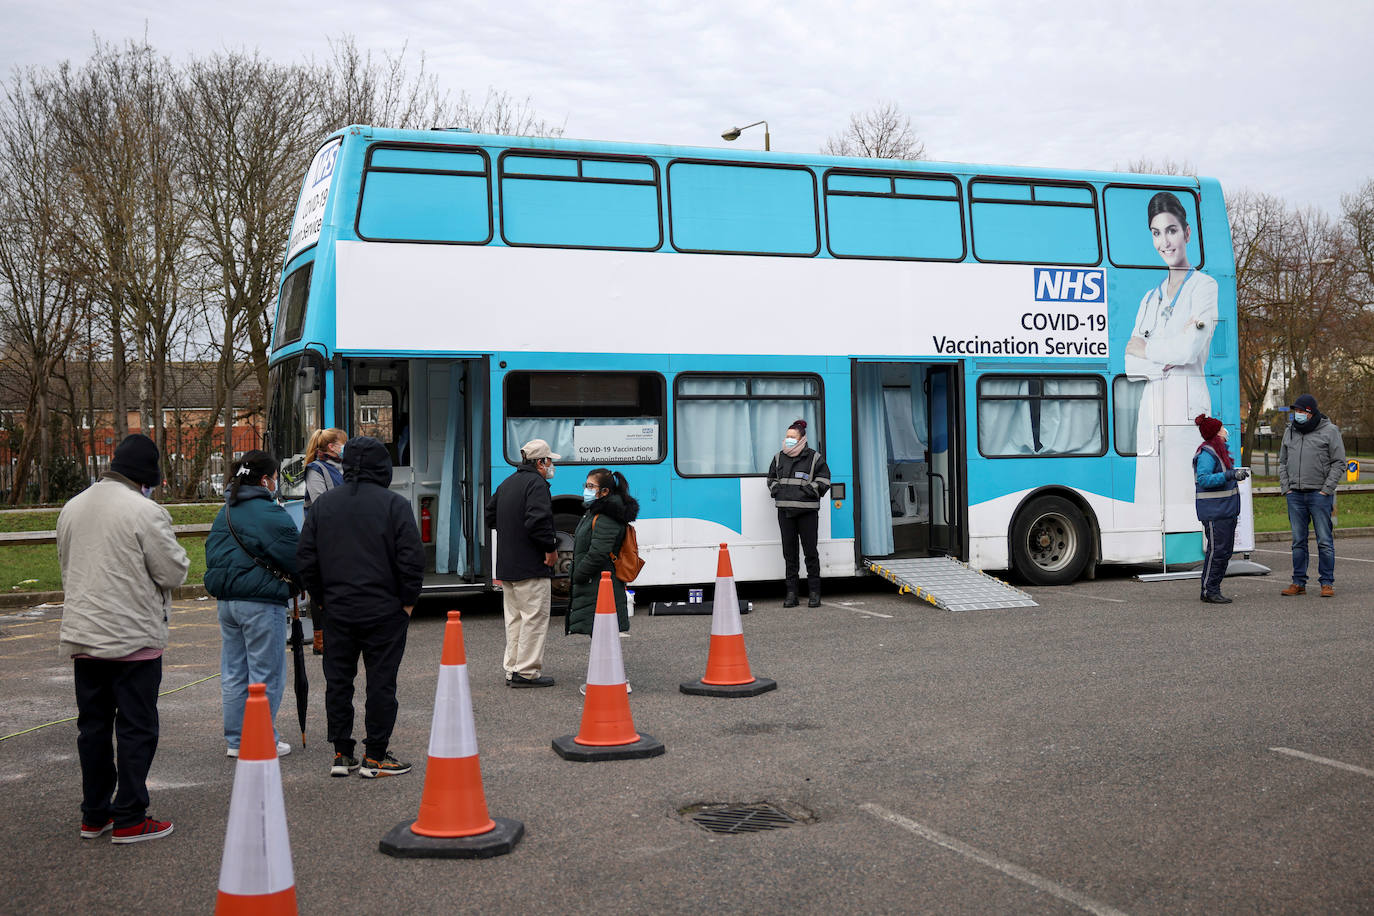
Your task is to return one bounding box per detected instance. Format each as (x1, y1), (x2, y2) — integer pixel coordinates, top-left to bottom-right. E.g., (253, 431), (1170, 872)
(1138, 268), (1196, 338)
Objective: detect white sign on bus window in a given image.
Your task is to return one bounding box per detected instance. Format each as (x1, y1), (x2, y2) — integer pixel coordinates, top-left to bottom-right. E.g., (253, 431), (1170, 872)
(573, 424), (659, 463)
(287, 138), (342, 263)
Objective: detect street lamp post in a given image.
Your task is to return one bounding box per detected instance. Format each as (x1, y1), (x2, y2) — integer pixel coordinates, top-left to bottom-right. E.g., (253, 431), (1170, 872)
(721, 120), (770, 151)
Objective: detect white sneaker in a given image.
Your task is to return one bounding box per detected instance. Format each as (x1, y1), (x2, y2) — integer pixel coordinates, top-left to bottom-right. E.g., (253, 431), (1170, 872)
(226, 747), (237, 758)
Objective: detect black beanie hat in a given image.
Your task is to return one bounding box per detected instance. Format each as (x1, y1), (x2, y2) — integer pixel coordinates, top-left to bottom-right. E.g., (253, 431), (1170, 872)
(110, 434), (162, 487)
(1290, 393), (1318, 414)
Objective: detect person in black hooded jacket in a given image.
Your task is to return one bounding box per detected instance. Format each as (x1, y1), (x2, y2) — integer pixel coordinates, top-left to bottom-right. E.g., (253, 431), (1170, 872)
(296, 436), (424, 778)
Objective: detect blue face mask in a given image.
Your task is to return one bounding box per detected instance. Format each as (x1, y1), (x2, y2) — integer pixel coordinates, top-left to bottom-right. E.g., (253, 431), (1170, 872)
(784, 437), (798, 449)
(1293, 412), (1310, 424)
(140, 484), (155, 499)
(582, 486), (598, 506)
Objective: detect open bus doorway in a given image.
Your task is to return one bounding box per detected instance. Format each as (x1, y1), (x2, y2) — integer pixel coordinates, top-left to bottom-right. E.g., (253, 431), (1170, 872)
(343, 357), (488, 586)
(854, 361), (963, 560)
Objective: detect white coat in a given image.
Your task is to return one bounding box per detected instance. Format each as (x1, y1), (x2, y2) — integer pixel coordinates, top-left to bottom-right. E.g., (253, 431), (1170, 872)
(1125, 270), (1219, 451)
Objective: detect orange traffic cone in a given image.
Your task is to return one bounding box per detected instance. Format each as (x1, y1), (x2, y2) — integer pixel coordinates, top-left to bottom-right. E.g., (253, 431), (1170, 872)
(215, 683), (297, 915)
(553, 572), (665, 761)
(680, 543), (777, 697)
(381, 611), (523, 859)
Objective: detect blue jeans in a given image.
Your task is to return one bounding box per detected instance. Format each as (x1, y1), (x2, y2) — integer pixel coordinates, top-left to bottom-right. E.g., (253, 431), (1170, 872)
(1286, 490), (1335, 586)
(219, 599), (287, 748)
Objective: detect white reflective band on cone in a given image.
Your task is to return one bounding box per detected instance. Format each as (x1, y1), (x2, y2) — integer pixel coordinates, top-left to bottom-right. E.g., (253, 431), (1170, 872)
(586, 609), (628, 686)
(427, 664), (479, 759)
(710, 576), (743, 637)
(218, 759), (295, 895)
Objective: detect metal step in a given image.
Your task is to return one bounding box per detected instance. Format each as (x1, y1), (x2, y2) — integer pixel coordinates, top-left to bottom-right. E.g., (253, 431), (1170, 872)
(863, 556), (1038, 611)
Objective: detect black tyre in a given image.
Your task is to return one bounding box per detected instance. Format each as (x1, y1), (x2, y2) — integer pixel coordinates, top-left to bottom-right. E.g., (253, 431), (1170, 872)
(549, 511), (580, 615)
(1010, 495), (1092, 586)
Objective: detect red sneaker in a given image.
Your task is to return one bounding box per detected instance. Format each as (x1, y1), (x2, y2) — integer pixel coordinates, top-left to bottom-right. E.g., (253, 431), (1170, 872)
(80, 818), (113, 839)
(111, 817), (174, 844)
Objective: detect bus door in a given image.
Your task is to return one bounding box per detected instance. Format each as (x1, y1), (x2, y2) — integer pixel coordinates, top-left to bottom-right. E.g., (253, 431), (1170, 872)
(346, 357), (488, 581)
(853, 361), (964, 559)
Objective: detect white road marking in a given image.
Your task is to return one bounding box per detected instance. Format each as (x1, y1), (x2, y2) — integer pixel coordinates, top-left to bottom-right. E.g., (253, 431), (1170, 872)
(1252, 547), (1374, 564)
(1270, 747), (1374, 779)
(848, 608), (894, 618)
(862, 803), (1130, 916)
(1073, 593), (1127, 603)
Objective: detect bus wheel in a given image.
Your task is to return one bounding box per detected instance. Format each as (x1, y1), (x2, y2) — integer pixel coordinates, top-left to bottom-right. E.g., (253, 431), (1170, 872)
(549, 511), (579, 615)
(1010, 496), (1091, 586)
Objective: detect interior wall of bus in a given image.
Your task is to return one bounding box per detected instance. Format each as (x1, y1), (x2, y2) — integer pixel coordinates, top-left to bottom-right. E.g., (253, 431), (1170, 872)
(342, 356), (488, 581)
(853, 361), (964, 559)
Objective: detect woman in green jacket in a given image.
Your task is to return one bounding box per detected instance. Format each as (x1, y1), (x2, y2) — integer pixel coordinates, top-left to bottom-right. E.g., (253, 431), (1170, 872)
(566, 468), (638, 642)
(204, 450), (300, 758)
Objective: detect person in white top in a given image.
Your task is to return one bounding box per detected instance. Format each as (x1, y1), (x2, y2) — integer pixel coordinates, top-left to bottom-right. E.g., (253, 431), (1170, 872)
(1125, 190), (1219, 448)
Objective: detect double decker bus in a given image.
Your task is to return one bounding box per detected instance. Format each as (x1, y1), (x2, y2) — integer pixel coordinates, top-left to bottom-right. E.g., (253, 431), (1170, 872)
(266, 124), (1240, 596)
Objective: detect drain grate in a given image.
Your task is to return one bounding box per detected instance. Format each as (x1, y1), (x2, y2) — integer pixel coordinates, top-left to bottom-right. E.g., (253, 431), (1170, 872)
(688, 803), (799, 834)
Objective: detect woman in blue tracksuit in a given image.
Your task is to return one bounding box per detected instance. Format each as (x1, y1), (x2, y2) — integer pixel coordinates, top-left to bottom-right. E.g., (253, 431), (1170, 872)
(1193, 414), (1250, 604)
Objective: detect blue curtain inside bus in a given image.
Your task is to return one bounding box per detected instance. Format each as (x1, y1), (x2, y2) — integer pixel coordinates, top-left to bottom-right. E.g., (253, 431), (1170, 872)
(674, 377), (819, 476)
(855, 364), (895, 556)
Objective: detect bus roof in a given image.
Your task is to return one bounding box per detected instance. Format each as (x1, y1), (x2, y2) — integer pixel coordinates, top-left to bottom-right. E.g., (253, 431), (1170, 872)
(322, 123), (1214, 191)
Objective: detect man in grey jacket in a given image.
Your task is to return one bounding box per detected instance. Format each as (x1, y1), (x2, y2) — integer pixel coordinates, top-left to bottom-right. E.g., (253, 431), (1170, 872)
(1277, 394), (1346, 597)
(57, 435), (189, 843)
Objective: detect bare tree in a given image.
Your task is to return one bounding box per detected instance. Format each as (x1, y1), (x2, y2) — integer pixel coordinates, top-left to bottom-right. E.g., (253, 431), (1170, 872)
(1121, 158), (1198, 177)
(822, 103), (925, 160)
(0, 69), (83, 502)
(45, 39), (193, 466)
(1228, 189), (1287, 466)
(311, 35), (462, 132)
(447, 87), (565, 137)
(175, 51), (318, 496)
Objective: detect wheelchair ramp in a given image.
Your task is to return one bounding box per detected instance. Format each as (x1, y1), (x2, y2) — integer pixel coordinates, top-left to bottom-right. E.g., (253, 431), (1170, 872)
(863, 556), (1038, 611)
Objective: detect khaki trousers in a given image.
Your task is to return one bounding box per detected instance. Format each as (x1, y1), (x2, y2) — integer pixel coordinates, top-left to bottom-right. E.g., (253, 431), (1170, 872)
(502, 577), (552, 678)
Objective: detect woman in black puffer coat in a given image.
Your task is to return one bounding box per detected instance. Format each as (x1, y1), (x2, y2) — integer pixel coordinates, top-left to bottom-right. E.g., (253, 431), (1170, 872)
(566, 468), (638, 636)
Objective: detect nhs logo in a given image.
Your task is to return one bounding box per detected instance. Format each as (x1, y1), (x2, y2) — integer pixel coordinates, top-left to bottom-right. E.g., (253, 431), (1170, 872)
(1034, 268), (1105, 303)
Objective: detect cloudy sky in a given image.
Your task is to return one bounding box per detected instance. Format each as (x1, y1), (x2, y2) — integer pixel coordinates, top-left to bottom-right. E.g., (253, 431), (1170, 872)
(3, 0), (1369, 215)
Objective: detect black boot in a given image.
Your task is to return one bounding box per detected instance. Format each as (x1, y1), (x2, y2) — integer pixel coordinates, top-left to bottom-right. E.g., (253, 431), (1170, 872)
(783, 579), (799, 608)
(808, 588), (821, 608)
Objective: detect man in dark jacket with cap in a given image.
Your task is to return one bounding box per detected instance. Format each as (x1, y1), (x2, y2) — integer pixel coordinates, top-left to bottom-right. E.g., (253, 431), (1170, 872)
(485, 439), (560, 687)
(1277, 393), (1346, 597)
(297, 436), (424, 778)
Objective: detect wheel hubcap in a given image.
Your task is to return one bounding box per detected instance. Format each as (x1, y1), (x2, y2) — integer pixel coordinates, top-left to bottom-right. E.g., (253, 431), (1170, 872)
(1026, 512), (1077, 572)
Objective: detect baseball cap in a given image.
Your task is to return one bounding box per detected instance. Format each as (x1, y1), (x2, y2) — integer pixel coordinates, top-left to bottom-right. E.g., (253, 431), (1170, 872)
(520, 439), (562, 461)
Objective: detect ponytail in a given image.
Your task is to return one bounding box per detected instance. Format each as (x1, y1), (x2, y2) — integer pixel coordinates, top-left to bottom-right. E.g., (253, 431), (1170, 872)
(225, 449), (279, 498)
(588, 467), (632, 500)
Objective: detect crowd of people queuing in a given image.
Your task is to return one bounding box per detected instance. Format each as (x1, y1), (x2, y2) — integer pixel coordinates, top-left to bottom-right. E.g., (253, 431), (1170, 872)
(55, 401), (1347, 842)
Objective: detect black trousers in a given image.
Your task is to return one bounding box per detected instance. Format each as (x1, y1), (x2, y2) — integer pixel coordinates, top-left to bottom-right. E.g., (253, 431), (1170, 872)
(1201, 517), (1237, 597)
(73, 656), (162, 828)
(778, 509), (821, 593)
(323, 613), (409, 760)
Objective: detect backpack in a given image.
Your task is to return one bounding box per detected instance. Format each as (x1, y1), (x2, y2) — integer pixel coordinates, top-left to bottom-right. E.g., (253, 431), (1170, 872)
(593, 515), (646, 583)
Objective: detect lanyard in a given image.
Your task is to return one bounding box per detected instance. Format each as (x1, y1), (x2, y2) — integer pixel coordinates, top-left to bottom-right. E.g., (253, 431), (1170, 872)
(1143, 268), (1194, 338)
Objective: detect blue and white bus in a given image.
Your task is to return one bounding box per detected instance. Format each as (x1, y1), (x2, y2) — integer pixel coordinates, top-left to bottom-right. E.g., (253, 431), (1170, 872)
(265, 124), (1240, 596)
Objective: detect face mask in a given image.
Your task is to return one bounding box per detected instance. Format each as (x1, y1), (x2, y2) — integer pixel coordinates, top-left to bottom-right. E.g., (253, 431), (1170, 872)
(544, 462), (555, 480)
(140, 485), (155, 499)
(1218, 428), (1228, 442)
(1293, 412), (1310, 424)
(784, 437), (798, 449)
(582, 486), (598, 506)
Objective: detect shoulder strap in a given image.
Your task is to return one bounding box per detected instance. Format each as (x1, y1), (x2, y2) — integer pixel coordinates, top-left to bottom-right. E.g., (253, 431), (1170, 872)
(225, 501), (293, 585)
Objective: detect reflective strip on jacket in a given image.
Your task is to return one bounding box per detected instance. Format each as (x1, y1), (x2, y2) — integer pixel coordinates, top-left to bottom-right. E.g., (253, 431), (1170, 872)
(767, 448), (831, 511)
(1194, 444), (1239, 521)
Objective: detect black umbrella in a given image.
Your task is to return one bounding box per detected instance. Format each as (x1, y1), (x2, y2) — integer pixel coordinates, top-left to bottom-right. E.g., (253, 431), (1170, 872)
(289, 595), (308, 748)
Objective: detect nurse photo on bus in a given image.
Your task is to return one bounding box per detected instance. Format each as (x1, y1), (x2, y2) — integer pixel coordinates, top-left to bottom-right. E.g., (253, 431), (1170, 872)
(1125, 190), (1218, 432)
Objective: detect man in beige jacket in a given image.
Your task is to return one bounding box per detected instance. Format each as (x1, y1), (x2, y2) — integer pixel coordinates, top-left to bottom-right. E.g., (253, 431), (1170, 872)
(58, 434), (189, 844)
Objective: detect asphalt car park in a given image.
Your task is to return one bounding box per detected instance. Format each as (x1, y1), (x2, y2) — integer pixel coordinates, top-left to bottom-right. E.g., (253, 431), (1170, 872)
(1, 541), (1371, 914)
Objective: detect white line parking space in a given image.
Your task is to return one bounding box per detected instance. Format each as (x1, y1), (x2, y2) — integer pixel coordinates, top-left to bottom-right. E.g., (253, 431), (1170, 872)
(1270, 747), (1374, 779)
(831, 601), (894, 618)
(861, 803), (1130, 916)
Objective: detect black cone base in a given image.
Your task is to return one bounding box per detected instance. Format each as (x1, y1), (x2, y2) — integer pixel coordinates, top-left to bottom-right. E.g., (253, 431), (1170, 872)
(552, 733), (665, 761)
(679, 676), (778, 697)
(379, 817), (524, 859)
